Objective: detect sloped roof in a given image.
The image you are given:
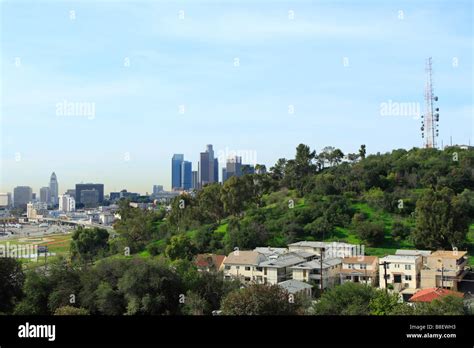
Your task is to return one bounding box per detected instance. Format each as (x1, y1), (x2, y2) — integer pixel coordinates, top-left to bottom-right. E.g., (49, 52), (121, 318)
(409, 288), (464, 302)
(195, 254), (226, 269)
(278, 279), (313, 294)
(224, 250), (265, 265)
(342, 256), (378, 264)
(430, 250), (468, 259)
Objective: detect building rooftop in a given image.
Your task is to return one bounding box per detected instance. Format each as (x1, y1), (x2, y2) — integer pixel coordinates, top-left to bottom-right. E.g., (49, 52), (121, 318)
(291, 258), (342, 270)
(254, 247), (288, 258)
(278, 279), (313, 294)
(395, 249), (432, 257)
(194, 253), (226, 269)
(409, 288), (464, 302)
(289, 241), (355, 248)
(259, 253), (306, 268)
(224, 250), (266, 266)
(342, 256), (378, 265)
(380, 254), (420, 262)
(430, 250), (468, 259)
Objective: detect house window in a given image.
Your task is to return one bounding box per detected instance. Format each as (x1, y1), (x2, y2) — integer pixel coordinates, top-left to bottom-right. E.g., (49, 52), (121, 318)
(224, 265), (231, 270)
(264, 268), (267, 275)
(346, 276), (351, 280)
(348, 264), (354, 269)
(303, 270), (307, 278)
(256, 267), (262, 272)
(405, 264), (411, 271)
(236, 266), (240, 270)
(244, 277), (251, 282)
(245, 266), (251, 271)
(405, 275), (412, 281)
(360, 264), (367, 270)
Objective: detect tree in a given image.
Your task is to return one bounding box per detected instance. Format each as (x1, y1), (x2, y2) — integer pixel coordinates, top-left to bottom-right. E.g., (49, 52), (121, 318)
(355, 221), (385, 246)
(221, 284), (305, 315)
(359, 144), (366, 159)
(0, 258), (24, 313)
(165, 234), (197, 261)
(182, 291), (208, 315)
(412, 188), (469, 249)
(70, 227), (110, 263)
(369, 290), (403, 315)
(196, 184), (225, 223)
(391, 221), (410, 241)
(312, 282), (377, 315)
(414, 295), (466, 315)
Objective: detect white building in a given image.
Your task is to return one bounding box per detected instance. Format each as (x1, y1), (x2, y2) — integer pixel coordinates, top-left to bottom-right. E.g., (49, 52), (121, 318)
(0, 193), (11, 207)
(288, 241), (359, 258)
(379, 255), (422, 293)
(58, 194), (75, 212)
(339, 256), (379, 286)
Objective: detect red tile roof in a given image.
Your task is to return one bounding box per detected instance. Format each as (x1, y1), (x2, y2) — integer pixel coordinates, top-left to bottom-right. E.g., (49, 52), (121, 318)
(409, 288), (464, 302)
(195, 254), (226, 270)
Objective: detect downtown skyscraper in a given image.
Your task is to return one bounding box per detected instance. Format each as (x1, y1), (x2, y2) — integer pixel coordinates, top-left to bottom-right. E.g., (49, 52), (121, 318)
(199, 144), (218, 188)
(49, 172), (58, 205)
(171, 154), (184, 190)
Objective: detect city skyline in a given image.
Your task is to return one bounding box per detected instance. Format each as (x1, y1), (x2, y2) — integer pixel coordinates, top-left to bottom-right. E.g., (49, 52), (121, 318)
(1, 0), (472, 193)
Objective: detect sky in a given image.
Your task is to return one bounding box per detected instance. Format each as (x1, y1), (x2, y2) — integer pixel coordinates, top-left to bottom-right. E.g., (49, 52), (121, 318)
(1, 0), (473, 194)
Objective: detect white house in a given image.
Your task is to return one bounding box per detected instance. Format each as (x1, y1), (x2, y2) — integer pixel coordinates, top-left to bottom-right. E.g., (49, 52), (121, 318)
(339, 256), (379, 286)
(379, 255), (422, 293)
(223, 250), (267, 283)
(291, 258), (342, 290)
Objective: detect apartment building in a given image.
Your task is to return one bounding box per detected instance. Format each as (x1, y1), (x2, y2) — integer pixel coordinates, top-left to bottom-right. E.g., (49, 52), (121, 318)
(291, 258), (342, 290)
(223, 251), (267, 283)
(339, 256), (379, 286)
(288, 241), (358, 259)
(379, 255), (422, 292)
(258, 253), (308, 284)
(420, 250), (469, 291)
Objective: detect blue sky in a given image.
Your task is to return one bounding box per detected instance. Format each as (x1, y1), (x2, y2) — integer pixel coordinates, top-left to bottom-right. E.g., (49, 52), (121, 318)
(1, 0), (472, 194)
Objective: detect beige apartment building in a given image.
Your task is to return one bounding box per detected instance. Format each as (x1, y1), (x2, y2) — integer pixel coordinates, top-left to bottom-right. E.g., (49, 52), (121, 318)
(420, 250), (469, 291)
(379, 255), (422, 292)
(339, 256), (379, 286)
(223, 250), (267, 283)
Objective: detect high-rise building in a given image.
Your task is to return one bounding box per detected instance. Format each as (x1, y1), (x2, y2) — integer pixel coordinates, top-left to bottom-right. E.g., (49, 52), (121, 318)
(171, 154), (184, 190)
(206, 144), (215, 183)
(0, 193), (11, 207)
(191, 171), (198, 189)
(40, 187), (51, 204)
(214, 157), (219, 183)
(222, 168), (227, 183)
(199, 151), (210, 187)
(181, 161), (192, 190)
(241, 164), (255, 175)
(80, 189), (99, 207)
(226, 156), (242, 180)
(49, 172), (59, 205)
(75, 184), (104, 205)
(13, 186), (32, 208)
(59, 194), (76, 212)
(153, 185), (164, 195)
(65, 189), (76, 199)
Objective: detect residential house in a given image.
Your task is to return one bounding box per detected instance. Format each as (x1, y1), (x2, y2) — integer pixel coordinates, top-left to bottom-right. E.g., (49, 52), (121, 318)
(339, 256), (379, 286)
(291, 258), (342, 290)
(395, 249), (432, 264)
(258, 252), (307, 284)
(420, 250), (469, 291)
(409, 287), (464, 303)
(194, 253), (226, 272)
(223, 251), (267, 283)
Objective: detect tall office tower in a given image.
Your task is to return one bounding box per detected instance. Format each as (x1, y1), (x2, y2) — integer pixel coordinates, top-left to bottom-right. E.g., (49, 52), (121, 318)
(181, 161), (192, 190)
(222, 168), (227, 183)
(214, 158), (219, 183)
(80, 189), (99, 207)
(191, 171), (198, 189)
(199, 151), (210, 187)
(226, 156), (242, 179)
(0, 193), (10, 208)
(40, 187), (51, 204)
(59, 194), (76, 212)
(75, 183), (104, 205)
(13, 186), (32, 208)
(206, 144), (215, 183)
(153, 185), (164, 195)
(49, 172), (59, 205)
(171, 154), (184, 190)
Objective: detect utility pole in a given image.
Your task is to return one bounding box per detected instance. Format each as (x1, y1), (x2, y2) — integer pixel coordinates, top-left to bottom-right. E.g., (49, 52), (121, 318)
(320, 247), (325, 293)
(380, 261), (391, 292)
(441, 265), (444, 289)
